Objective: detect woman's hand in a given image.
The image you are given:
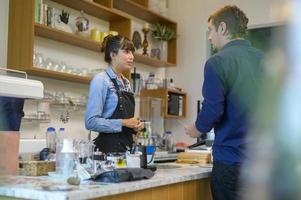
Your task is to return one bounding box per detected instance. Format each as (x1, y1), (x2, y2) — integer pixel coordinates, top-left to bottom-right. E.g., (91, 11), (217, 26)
(122, 117), (143, 130)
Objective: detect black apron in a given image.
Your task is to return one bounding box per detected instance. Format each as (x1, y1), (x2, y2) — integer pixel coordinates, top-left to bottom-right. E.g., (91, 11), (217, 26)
(94, 72), (135, 153)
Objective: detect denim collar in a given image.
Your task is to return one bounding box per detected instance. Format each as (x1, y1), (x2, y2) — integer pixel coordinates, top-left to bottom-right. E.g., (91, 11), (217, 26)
(105, 67), (130, 90)
(105, 67), (117, 80)
(221, 39), (251, 51)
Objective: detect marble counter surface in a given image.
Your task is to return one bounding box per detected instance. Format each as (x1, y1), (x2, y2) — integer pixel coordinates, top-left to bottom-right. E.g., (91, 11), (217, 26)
(0, 163), (212, 200)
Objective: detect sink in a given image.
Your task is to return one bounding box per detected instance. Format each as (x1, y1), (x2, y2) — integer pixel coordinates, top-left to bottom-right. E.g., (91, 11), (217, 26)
(156, 164), (181, 169)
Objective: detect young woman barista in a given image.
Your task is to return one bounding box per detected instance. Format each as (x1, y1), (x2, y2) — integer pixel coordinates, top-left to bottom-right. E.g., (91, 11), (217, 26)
(85, 35), (143, 153)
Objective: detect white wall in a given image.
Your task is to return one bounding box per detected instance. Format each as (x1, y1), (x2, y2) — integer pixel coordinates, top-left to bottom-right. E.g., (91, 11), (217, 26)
(166, 0), (289, 144)
(0, 0), (9, 67)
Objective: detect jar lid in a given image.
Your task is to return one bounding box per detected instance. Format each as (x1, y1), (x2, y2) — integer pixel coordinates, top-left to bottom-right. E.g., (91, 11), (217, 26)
(47, 127), (55, 132)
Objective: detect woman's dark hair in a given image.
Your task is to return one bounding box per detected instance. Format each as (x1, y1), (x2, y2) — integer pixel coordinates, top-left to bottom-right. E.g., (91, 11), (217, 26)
(208, 5), (249, 39)
(101, 35), (135, 64)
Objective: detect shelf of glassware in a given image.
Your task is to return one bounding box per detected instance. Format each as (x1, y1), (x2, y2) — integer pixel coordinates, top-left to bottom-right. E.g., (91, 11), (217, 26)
(22, 112), (51, 123)
(28, 67), (91, 84)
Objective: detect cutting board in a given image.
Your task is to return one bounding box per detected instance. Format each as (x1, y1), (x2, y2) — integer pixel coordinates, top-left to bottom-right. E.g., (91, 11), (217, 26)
(176, 151), (211, 164)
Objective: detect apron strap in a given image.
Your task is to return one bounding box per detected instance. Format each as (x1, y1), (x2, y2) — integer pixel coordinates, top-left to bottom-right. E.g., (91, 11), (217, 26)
(105, 71), (124, 111)
(105, 71), (120, 91)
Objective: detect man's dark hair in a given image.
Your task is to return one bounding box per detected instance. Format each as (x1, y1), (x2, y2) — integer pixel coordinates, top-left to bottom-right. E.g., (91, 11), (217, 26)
(208, 5), (249, 39)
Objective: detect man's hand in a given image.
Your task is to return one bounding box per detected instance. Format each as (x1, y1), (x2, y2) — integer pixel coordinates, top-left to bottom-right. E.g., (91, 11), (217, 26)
(184, 124), (203, 138)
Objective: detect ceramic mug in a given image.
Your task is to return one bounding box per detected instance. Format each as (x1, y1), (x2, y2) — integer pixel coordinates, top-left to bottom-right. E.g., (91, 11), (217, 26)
(90, 29), (101, 42)
(100, 32), (109, 43)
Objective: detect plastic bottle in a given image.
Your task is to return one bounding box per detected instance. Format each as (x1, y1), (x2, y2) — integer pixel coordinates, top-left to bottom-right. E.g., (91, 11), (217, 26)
(56, 138), (76, 177)
(46, 127), (56, 152)
(57, 128), (65, 144)
(56, 128), (66, 163)
(165, 131), (174, 152)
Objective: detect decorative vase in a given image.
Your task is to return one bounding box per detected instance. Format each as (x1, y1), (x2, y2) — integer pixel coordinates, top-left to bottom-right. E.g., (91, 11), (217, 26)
(159, 40), (168, 61)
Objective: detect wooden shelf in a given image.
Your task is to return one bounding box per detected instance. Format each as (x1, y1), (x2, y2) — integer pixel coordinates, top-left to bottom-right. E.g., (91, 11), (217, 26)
(94, 0), (177, 65)
(52, 0), (129, 22)
(35, 24), (174, 67)
(165, 114), (186, 119)
(140, 88), (186, 118)
(35, 24), (102, 51)
(133, 53), (175, 67)
(8, 0), (178, 85)
(51, 0), (132, 38)
(27, 67), (91, 84)
(112, 0), (176, 25)
(111, 0), (177, 65)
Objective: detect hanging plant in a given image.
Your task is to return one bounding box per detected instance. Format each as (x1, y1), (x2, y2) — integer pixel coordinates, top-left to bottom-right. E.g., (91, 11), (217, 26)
(151, 23), (176, 41)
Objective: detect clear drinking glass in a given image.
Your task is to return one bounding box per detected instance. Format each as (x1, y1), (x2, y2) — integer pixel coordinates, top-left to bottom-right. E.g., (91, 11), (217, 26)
(34, 52), (44, 67)
(43, 58), (54, 70)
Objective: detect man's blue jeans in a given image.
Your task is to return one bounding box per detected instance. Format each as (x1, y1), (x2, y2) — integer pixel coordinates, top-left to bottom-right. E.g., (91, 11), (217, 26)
(211, 161), (241, 200)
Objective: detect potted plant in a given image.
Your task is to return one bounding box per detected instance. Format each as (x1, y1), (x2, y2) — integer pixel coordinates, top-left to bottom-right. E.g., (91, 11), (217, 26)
(151, 23), (176, 61)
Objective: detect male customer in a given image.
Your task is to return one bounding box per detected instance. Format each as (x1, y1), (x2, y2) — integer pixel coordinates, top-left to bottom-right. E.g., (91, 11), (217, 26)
(185, 5), (264, 200)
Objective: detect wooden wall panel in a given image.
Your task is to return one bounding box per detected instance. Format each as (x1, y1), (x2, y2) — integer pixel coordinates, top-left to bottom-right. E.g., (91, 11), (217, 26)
(7, 0), (35, 70)
(168, 182), (183, 200)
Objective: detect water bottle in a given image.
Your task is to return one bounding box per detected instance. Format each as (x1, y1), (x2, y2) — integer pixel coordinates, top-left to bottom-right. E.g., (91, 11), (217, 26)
(56, 128), (65, 164)
(165, 131), (174, 152)
(56, 138), (76, 177)
(57, 128), (65, 144)
(46, 127), (56, 152)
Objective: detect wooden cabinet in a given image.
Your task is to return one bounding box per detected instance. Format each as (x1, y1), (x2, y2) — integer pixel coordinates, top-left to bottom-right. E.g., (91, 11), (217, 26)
(7, 0), (178, 84)
(93, 178), (212, 200)
(140, 88), (186, 119)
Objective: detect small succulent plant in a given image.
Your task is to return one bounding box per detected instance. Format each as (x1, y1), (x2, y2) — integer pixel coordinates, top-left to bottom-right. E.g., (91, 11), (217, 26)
(59, 10), (70, 24)
(151, 23), (176, 41)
